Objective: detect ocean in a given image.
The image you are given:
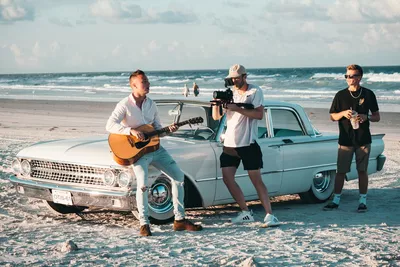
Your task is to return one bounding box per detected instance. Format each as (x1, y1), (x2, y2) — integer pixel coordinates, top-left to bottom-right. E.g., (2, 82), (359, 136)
(1, 66), (399, 111)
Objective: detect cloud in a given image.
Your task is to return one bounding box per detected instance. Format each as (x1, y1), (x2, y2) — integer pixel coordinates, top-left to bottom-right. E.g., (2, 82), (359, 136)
(89, 0), (142, 21)
(32, 41), (40, 57)
(147, 10), (197, 24)
(168, 41), (180, 52)
(257, 0), (400, 24)
(9, 43), (21, 57)
(76, 17), (96, 25)
(49, 17), (74, 27)
(9, 43), (34, 66)
(327, 0), (400, 23)
(363, 23), (400, 49)
(261, 0), (329, 22)
(111, 44), (122, 56)
(223, 1), (250, 8)
(148, 40), (161, 52)
(49, 41), (60, 54)
(0, 0), (34, 23)
(327, 41), (347, 54)
(89, 0), (197, 24)
(210, 14), (248, 34)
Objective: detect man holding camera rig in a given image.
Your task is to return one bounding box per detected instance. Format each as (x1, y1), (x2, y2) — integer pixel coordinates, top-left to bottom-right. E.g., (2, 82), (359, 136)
(212, 64), (280, 227)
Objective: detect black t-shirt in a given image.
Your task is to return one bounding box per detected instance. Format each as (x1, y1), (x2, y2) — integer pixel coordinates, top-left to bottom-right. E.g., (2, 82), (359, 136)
(329, 87), (379, 146)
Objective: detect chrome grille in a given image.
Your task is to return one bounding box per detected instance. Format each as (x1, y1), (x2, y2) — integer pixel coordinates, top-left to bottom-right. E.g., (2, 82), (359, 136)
(30, 160), (107, 186)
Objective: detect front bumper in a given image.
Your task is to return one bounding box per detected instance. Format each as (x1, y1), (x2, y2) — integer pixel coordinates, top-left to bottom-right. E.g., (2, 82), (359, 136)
(9, 175), (136, 211)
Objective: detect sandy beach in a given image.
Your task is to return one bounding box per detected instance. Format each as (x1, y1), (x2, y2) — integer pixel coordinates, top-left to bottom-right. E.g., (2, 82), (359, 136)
(0, 99), (399, 266)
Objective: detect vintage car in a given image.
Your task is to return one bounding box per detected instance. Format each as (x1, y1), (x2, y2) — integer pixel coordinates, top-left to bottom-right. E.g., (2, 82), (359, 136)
(9, 99), (386, 224)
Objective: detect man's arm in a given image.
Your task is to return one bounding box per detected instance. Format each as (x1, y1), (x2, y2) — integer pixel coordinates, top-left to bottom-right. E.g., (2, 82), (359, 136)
(369, 111), (380, 122)
(330, 109), (352, 121)
(358, 111), (380, 123)
(106, 104), (131, 135)
(226, 104), (264, 120)
(212, 104), (223, 120)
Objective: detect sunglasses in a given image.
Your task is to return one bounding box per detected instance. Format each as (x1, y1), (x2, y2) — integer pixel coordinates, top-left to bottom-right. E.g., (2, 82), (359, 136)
(344, 74), (361, 79)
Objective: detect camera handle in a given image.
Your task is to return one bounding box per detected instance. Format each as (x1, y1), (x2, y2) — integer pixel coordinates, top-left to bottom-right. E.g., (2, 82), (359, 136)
(210, 101), (254, 110)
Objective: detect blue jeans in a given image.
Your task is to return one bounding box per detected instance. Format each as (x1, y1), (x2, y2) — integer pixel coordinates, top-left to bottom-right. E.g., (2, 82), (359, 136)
(132, 146), (185, 225)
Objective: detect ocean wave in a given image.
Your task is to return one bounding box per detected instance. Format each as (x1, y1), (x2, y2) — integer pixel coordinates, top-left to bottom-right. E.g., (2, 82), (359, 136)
(0, 79), (17, 83)
(284, 89), (338, 94)
(57, 75), (126, 81)
(364, 72), (400, 82)
(166, 79), (190, 84)
(0, 84), (127, 92)
(248, 73), (281, 78)
(311, 73), (342, 79)
(311, 72), (400, 83)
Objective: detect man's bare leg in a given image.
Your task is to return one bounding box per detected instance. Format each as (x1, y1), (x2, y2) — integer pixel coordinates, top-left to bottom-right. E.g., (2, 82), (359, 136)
(334, 173), (346, 194)
(248, 169), (272, 214)
(222, 166), (248, 211)
(358, 171), (368, 194)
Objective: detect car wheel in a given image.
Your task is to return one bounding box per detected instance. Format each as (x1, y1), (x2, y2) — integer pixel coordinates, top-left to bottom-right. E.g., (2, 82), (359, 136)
(43, 200), (87, 214)
(148, 175), (175, 224)
(131, 174), (175, 224)
(299, 171), (335, 203)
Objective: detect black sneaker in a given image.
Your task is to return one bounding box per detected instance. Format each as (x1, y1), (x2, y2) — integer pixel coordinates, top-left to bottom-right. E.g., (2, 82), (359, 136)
(323, 202), (339, 211)
(357, 203), (367, 213)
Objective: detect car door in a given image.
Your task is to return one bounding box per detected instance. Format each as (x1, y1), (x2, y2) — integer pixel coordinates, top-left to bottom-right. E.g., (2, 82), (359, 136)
(213, 109), (283, 203)
(268, 107), (316, 194)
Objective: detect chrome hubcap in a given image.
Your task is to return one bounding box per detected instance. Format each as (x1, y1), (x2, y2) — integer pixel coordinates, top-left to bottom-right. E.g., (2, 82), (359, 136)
(313, 172), (331, 193)
(148, 178), (173, 214)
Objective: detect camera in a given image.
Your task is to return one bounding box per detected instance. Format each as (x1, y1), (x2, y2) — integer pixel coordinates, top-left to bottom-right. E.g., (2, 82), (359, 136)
(213, 88), (233, 102)
(224, 77), (234, 87)
(211, 78), (234, 104)
(210, 77), (254, 110)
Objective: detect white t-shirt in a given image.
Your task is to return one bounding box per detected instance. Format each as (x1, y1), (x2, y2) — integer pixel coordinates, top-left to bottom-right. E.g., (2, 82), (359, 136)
(106, 94), (163, 135)
(223, 84), (264, 148)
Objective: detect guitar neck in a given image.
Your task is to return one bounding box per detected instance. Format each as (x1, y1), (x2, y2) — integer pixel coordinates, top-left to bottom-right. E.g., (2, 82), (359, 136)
(147, 120), (191, 138)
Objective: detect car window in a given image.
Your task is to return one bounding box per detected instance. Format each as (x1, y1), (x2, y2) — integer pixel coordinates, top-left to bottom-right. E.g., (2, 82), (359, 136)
(270, 109), (304, 137)
(177, 105), (208, 130)
(157, 103), (214, 140)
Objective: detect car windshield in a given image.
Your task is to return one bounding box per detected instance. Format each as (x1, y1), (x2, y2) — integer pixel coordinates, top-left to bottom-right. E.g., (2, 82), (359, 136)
(156, 102), (218, 141)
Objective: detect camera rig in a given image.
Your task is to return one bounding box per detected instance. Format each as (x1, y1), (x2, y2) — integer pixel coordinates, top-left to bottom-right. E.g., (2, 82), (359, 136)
(210, 78), (254, 109)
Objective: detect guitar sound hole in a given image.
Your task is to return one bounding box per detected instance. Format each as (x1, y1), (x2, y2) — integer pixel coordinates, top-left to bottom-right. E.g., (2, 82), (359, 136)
(135, 140), (150, 149)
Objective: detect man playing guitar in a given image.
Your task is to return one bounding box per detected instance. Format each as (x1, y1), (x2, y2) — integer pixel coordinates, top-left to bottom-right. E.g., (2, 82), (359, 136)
(106, 70), (202, 236)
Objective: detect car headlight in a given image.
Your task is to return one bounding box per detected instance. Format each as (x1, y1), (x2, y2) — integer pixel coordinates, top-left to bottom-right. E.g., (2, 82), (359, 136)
(103, 170), (117, 186)
(11, 159), (22, 173)
(20, 160), (31, 176)
(117, 171), (132, 188)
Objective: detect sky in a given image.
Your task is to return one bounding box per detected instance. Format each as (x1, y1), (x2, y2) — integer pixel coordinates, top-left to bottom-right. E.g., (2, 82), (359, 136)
(1, 0), (400, 74)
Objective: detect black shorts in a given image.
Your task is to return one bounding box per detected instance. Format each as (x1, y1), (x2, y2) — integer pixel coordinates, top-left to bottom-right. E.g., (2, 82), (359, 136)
(220, 142), (263, 170)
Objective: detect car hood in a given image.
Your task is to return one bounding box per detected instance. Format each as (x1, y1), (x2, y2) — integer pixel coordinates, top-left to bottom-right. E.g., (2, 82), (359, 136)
(17, 135), (199, 167)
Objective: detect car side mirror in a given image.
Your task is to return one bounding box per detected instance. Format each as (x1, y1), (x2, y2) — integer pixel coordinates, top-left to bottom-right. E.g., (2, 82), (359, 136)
(168, 109), (181, 116)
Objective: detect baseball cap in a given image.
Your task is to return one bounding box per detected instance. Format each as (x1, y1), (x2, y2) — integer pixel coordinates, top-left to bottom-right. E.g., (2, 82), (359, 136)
(226, 64), (246, 78)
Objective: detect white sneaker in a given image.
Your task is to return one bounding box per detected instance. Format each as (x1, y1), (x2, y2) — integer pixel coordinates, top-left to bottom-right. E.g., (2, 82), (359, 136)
(263, 213), (281, 227)
(230, 210), (255, 224)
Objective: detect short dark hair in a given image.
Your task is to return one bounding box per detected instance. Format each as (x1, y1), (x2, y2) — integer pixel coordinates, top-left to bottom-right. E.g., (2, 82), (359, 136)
(346, 64), (363, 77)
(129, 69), (146, 81)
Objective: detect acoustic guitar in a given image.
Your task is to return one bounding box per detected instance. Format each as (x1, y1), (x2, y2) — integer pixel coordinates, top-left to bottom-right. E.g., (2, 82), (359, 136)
(108, 117), (204, 166)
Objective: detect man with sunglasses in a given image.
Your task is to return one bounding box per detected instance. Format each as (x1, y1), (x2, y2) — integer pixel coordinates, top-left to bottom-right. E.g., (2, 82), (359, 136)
(324, 64), (380, 212)
(212, 64), (280, 227)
